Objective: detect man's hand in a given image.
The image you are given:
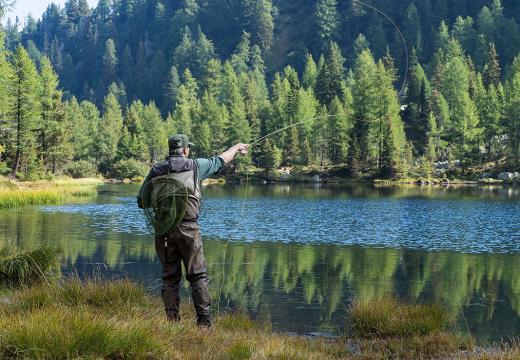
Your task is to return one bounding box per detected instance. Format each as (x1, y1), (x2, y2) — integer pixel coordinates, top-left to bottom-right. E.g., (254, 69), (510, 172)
(220, 143), (250, 164)
(237, 143), (249, 155)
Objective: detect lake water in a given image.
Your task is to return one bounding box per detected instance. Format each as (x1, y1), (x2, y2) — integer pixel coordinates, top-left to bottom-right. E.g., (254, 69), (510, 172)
(1, 184), (520, 342)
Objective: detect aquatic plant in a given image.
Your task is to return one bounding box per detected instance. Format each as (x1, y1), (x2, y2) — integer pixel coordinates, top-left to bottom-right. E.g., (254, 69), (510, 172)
(0, 243), (58, 287)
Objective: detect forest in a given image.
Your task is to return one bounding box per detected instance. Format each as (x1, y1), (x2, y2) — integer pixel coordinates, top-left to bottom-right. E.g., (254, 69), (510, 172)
(0, 0), (519, 180)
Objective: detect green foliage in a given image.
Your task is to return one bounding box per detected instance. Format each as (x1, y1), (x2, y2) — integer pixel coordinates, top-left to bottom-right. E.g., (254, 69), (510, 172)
(112, 159), (148, 180)
(64, 160), (98, 179)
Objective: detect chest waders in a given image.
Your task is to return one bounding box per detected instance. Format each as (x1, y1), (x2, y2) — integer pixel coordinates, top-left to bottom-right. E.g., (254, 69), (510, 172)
(141, 157), (212, 326)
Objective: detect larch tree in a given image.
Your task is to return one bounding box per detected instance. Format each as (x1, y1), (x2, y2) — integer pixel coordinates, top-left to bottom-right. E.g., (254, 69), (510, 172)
(8, 45), (41, 177)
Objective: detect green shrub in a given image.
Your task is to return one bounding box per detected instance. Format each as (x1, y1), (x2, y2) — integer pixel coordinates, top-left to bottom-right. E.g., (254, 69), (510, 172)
(64, 160), (98, 178)
(112, 159), (148, 180)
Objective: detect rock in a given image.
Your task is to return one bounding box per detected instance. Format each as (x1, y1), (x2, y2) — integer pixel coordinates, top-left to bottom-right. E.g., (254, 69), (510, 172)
(480, 173), (493, 179)
(312, 174), (321, 183)
(514, 172), (520, 179)
(497, 172), (514, 180)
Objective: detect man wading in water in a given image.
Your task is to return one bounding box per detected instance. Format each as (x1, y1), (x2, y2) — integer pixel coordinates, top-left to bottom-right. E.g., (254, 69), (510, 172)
(137, 134), (249, 327)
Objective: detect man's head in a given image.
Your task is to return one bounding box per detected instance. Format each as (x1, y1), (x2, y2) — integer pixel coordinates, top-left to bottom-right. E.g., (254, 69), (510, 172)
(168, 134), (194, 157)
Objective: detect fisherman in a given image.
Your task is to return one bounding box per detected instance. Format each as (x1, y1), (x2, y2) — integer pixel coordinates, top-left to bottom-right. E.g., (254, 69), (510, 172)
(137, 134), (249, 327)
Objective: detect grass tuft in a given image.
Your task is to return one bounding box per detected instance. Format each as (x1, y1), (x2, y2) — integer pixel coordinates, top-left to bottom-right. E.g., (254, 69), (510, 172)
(5, 277), (149, 314)
(0, 307), (167, 360)
(0, 243), (58, 287)
(348, 297), (451, 339)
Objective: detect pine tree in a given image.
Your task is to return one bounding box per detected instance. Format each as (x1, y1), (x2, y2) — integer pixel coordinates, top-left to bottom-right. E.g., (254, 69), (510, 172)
(315, 0), (338, 43)
(314, 42), (344, 105)
(350, 49), (379, 171)
(403, 49), (432, 154)
(0, 32), (13, 132)
(102, 38), (118, 87)
(164, 66), (180, 114)
(327, 97), (350, 164)
(243, 0), (275, 52)
(302, 53), (318, 90)
(97, 93), (123, 172)
(475, 73), (504, 159)
(173, 69), (199, 137)
(441, 54), (482, 164)
(484, 42), (501, 88)
(231, 32), (251, 74)
(38, 57), (71, 173)
(505, 73), (520, 167)
(8, 45), (41, 178)
(141, 102), (167, 162)
(200, 91), (227, 152)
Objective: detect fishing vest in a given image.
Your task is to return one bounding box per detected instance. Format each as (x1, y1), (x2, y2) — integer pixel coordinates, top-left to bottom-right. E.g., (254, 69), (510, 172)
(151, 157), (202, 223)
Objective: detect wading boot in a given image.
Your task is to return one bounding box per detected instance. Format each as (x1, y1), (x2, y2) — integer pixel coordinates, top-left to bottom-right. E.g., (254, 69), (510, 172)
(166, 308), (180, 322)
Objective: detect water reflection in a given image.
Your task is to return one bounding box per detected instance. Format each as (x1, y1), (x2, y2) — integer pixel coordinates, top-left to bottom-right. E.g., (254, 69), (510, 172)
(0, 184), (519, 341)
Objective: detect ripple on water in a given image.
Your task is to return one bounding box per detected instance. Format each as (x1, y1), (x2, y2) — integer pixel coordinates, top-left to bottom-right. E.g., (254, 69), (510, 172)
(40, 194), (520, 254)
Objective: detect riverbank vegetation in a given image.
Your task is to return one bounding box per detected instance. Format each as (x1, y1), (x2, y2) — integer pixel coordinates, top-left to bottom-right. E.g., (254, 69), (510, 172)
(1, 1), (520, 182)
(0, 177), (100, 208)
(2, 275), (520, 359)
(1, 241), (519, 359)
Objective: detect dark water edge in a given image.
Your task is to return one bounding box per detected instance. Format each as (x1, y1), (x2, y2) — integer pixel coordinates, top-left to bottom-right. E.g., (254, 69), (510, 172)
(1, 183), (519, 343)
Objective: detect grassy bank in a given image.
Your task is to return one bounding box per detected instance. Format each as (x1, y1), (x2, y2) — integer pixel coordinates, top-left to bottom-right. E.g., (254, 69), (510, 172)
(0, 177), (101, 208)
(1, 277), (519, 359)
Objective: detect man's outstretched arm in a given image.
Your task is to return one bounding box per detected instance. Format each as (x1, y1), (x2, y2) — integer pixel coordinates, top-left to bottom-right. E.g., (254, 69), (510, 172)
(196, 143), (249, 181)
(219, 143), (249, 165)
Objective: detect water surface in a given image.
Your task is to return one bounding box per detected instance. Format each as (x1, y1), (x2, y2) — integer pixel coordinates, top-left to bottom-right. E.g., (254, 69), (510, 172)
(1, 184), (520, 342)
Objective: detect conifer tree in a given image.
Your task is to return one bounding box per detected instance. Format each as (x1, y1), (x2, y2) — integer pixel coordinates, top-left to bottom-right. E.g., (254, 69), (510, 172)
(8, 45), (41, 177)
(315, 0), (338, 43)
(505, 73), (520, 167)
(102, 38), (118, 87)
(314, 42), (344, 105)
(327, 97), (350, 164)
(441, 54), (482, 163)
(141, 102), (167, 162)
(173, 69), (199, 137)
(302, 53), (318, 90)
(97, 92), (123, 172)
(484, 42), (501, 88)
(38, 57), (70, 173)
(164, 66), (180, 114)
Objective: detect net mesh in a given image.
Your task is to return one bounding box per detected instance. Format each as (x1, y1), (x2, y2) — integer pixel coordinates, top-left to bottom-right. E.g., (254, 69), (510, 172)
(140, 176), (190, 236)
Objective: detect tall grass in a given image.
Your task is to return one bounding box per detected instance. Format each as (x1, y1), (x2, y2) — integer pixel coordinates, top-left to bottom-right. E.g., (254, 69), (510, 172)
(0, 186), (97, 208)
(0, 280), (517, 359)
(348, 297), (450, 338)
(0, 243), (58, 287)
(0, 308), (166, 360)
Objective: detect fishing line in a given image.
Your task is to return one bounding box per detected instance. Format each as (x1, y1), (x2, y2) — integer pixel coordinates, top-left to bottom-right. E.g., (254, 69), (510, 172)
(216, 0), (410, 314)
(352, 0), (409, 96)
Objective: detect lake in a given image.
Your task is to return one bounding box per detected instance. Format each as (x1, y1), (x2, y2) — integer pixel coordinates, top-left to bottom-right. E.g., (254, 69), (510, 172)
(1, 183), (520, 342)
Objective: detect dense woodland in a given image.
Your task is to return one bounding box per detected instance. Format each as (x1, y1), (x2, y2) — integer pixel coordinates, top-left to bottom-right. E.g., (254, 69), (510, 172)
(0, 0), (520, 180)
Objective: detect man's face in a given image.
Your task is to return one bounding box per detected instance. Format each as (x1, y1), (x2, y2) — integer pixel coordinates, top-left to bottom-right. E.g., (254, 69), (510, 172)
(183, 146), (190, 157)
